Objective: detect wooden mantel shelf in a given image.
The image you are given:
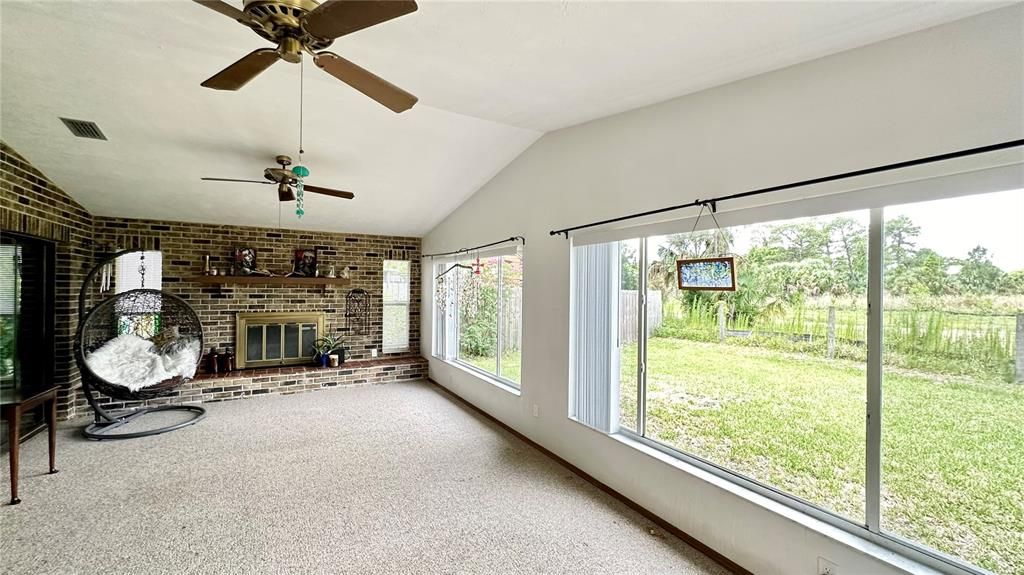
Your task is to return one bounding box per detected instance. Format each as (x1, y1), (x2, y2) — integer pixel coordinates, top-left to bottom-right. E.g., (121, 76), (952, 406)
(188, 275), (352, 292)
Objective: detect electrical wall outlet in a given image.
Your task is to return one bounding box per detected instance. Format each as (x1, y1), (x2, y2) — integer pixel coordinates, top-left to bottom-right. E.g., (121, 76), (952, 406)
(532, 404), (539, 417)
(371, 348), (378, 358)
(818, 557), (839, 575)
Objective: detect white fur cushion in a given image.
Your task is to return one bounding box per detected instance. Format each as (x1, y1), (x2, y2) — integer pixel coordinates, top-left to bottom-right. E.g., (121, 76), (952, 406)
(85, 334), (200, 392)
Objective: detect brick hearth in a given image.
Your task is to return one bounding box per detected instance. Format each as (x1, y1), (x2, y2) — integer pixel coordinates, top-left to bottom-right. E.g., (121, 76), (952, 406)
(73, 355), (428, 415)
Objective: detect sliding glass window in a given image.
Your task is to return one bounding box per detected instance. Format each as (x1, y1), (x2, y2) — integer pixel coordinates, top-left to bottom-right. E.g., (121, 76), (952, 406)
(570, 184), (1024, 575)
(434, 248), (523, 388)
(642, 212), (869, 522)
(880, 192), (1024, 575)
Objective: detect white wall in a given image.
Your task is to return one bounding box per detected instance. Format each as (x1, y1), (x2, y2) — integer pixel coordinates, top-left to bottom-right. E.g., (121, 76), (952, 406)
(421, 6), (1024, 575)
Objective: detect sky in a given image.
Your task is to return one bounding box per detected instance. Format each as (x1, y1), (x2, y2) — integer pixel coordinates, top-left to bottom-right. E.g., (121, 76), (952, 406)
(649, 188), (1024, 272)
(887, 189), (1023, 272)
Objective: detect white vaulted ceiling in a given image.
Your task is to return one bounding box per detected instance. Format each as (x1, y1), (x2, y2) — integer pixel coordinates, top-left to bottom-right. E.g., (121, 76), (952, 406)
(0, 1), (1008, 236)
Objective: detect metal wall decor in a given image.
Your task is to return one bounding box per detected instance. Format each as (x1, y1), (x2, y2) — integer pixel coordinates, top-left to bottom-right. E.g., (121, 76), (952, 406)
(345, 288), (371, 336)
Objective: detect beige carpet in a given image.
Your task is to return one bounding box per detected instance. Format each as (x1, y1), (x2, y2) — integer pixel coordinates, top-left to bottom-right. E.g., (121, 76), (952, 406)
(2, 381), (729, 575)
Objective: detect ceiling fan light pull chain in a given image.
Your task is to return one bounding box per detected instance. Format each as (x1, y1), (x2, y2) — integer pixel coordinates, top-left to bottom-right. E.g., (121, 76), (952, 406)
(294, 55), (306, 220)
(298, 55), (305, 164)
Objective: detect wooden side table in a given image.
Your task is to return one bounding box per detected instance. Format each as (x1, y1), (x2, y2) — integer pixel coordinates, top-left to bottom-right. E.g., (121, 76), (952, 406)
(1, 386), (59, 505)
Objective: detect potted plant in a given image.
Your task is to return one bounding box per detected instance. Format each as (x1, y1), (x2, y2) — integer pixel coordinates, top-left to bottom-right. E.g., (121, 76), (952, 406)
(311, 335), (345, 368)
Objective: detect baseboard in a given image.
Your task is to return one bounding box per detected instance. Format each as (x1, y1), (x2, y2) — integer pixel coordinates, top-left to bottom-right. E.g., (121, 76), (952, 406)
(426, 378), (753, 575)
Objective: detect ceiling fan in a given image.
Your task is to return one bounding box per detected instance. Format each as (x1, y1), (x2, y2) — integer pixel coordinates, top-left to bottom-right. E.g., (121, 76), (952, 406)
(193, 0), (418, 113)
(202, 154), (354, 203)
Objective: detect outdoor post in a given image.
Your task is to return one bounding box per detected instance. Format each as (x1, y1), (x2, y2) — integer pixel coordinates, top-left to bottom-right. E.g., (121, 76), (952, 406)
(827, 306), (837, 360)
(1015, 313), (1024, 384)
(717, 301), (726, 343)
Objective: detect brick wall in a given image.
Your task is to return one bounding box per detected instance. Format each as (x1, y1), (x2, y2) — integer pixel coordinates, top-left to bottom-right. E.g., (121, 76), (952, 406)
(90, 216), (421, 361)
(2, 141), (425, 421)
(1, 142), (94, 418)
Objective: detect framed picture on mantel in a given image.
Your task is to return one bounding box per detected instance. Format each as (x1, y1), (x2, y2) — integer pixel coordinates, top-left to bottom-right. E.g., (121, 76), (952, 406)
(234, 247), (258, 275)
(292, 248), (318, 277)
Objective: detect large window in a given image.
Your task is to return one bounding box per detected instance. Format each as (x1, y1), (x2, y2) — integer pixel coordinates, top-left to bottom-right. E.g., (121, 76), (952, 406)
(434, 248), (523, 387)
(115, 250), (163, 338)
(383, 260), (411, 353)
(572, 187), (1024, 575)
(881, 194), (1024, 575)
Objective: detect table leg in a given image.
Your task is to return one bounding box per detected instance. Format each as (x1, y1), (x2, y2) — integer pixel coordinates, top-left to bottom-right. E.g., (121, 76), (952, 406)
(5, 406), (21, 505)
(46, 398), (58, 475)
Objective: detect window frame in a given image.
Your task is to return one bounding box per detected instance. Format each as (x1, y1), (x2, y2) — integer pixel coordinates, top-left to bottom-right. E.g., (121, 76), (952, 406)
(382, 259), (411, 354)
(575, 174), (1023, 575)
(433, 249), (523, 390)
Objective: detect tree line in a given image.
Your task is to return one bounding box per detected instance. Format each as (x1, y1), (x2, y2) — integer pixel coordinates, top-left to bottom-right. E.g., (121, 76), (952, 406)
(621, 214), (1023, 322)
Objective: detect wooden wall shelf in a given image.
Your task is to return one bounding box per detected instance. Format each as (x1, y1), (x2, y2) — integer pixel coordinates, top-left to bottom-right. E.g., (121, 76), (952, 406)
(188, 275), (351, 294)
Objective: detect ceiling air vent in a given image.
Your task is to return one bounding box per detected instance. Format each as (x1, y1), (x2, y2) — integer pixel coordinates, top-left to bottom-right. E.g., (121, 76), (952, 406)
(59, 117), (107, 140)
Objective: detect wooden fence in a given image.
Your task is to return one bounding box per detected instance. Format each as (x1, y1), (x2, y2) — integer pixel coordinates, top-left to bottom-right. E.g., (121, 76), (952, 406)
(619, 290), (663, 344)
(500, 289), (523, 352)
(498, 289), (662, 351)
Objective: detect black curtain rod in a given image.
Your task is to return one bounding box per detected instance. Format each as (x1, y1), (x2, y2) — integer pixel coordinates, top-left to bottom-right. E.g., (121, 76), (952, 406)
(549, 138), (1024, 238)
(422, 236), (526, 259)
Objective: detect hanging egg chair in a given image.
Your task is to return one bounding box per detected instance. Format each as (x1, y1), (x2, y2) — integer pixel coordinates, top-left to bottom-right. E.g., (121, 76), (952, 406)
(74, 249), (206, 440)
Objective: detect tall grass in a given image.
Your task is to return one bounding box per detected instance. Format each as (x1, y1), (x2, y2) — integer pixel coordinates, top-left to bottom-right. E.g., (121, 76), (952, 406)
(653, 299), (1019, 380)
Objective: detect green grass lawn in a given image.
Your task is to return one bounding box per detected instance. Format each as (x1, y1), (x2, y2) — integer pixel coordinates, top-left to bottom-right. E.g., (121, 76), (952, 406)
(460, 351), (521, 385)
(621, 338), (1024, 575)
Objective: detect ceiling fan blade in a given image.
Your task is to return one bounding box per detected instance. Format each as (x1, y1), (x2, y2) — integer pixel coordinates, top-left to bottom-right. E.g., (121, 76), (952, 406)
(304, 185), (355, 200)
(201, 48), (280, 91)
(201, 178), (275, 184)
(192, 0), (254, 25)
(314, 52), (417, 113)
(303, 0), (417, 40)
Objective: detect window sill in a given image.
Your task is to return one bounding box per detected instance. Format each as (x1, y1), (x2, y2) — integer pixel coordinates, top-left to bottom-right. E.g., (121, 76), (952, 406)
(607, 430), (949, 575)
(432, 356), (521, 396)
